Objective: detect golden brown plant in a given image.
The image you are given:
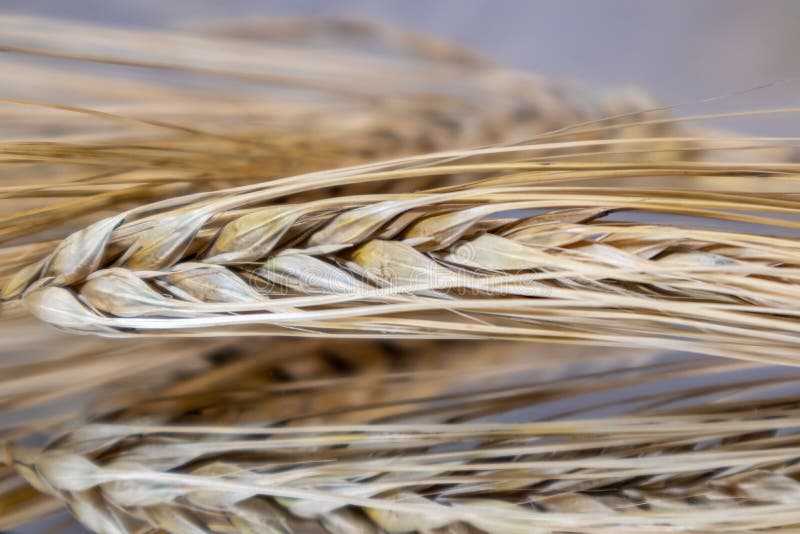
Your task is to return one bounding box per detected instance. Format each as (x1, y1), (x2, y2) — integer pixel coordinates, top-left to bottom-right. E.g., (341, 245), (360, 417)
(2, 15), (799, 534)
(7, 349), (800, 533)
(7, 145), (799, 364)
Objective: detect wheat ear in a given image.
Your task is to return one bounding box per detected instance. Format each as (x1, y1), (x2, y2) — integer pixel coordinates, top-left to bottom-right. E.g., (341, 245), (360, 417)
(1, 336), (643, 531)
(6, 141), (798, 363)
(8, 352), (800, 533)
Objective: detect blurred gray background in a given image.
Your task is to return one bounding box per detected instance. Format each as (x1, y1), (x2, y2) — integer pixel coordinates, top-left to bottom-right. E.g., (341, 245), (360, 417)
(4, 0), (800, 134)
(3, 1), (798, 532)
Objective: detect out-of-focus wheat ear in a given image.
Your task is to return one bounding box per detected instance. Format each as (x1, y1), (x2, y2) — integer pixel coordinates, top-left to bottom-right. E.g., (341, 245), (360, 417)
(10, 354), (800, 533)
(0, 14), (715, 264)
(2, 335), (629, 532)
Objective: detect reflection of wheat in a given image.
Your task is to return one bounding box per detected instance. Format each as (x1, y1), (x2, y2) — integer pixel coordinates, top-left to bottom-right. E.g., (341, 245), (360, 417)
(1, 14), (800, 534)
(8, 348), (800, 533)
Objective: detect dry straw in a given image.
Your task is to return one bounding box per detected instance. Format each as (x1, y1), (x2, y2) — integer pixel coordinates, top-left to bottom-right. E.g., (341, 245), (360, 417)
(1, 14), (799, 534)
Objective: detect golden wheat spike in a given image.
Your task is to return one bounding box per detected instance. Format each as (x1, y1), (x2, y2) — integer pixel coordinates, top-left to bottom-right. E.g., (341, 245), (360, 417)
(7, 351), (800, 533)
(1, 336), (642, 532)
(5, 145), (797, 363)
